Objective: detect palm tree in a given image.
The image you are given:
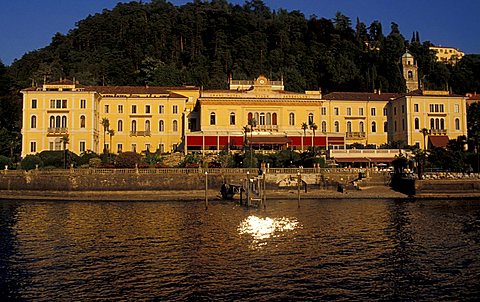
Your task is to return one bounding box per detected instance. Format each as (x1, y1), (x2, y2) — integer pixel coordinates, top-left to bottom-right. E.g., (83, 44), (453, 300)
(108, 129), (115, 154)
(248, 118), (257, 165)
(101, 118), (110, 153)
(61, 135), (69, 169)
(310, 122), (318, 151)
(301, 122), (308, 152)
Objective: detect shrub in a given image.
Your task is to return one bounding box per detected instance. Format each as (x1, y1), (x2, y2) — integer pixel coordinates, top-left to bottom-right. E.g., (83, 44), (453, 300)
(114, 152), (142, 168)
(89, 157), (102, 168)
(0, 155), (13, 169)
(38, 150), (79, 168)
(20, 155), (43, 171)
(78, 151), (100, 166)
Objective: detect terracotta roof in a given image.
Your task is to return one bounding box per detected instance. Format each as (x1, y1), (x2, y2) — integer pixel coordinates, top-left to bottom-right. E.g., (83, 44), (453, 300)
(323, 92), (400, 101)
(429, 135), (450, 148)
(467, 94), (480, 100)
(403, 90), (463, 97)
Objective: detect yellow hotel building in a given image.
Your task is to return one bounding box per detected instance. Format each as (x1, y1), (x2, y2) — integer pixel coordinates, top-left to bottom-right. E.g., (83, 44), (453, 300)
(21, 53), (468, 158)
(429, 46), (465, 65)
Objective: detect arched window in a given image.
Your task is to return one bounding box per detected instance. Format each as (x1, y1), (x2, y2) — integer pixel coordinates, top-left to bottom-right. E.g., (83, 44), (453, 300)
(289, 113), (295, 126)
(159, 120), (164, 132)
(414, 118), (419, 130)
(31, 115), (37, 128)
(272, 113), (277, 125)
(321, 121), (327, 133)
(145, 120), (151, 132)
(455, 118), (460, 130)
(132, 120), (137, 132)
(230, 112), (235, 125)
(359, 121), (364, 133)
(50, 116), (55, 128)
(254, 112), (259, 123)
(334, 121), (340, 133)
(408, 70), (413, 79)
(61, 116), (67, 128)
(80, 115), (86, 128)
(56, 116), (61, 128)
(117, 120), (123, 132)
(435, 118), (440, 130)
(259, 113), (265, 125)
(430, 118), (435, 129)
(210, 112), (216, 125)
(266, 113), (271, 125)
(347, 121), (352, 133)
(248, 112), (253, 123)
(372, 121), (376, 133)
(173, 120), (178, 132)
(440, 118), (445, 130)
(308, 113), (314, 125)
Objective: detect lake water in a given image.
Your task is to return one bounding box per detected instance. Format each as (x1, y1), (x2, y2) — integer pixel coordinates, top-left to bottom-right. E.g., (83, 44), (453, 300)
(1, 198), (480, 301)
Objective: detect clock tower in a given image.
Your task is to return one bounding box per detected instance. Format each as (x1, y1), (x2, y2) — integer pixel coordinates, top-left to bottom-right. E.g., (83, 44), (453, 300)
(402, 51), (419, 92)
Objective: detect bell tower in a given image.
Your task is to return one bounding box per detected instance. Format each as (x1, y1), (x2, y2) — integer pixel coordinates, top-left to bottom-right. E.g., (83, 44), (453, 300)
(402, 51), (419, 92)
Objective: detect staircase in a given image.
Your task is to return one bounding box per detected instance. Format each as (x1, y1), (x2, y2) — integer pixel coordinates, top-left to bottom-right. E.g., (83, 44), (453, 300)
(357, 172), (390, 189)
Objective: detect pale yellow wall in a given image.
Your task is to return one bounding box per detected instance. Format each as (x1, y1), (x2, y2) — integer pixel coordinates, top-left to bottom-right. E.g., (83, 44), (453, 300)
(430, 46), (465, 64)
(99, 96), (187, 153)
(391, 93), (467, 149)
(199, 101), (322, 135)
(21, 89), (100, 157)
(322, 100), (389, 147)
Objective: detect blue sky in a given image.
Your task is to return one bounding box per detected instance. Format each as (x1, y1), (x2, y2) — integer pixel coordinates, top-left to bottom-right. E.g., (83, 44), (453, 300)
(1, 0), (479, 66)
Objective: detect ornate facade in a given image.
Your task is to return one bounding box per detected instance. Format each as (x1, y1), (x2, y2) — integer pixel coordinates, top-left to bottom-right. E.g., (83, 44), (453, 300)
(21, 54), (468, 157)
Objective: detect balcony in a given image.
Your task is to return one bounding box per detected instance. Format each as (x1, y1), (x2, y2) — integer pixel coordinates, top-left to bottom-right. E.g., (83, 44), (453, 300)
(47, 127), (68, 135)
(430, 129), (447, 135)
(255, 125), (279, 132)
(345, 132), (366, 140)
(130, 130), (151, 137)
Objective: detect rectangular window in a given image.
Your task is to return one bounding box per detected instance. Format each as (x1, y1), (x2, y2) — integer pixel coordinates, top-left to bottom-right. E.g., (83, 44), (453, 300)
(346, 108), (352, 116)
(49, 142), (54, 151)
(80, 99), (86, 109)
(32, 99), (37, 109)
(429, 104), (434, 112)
(56, 99), (62, 108)
(50, 100), (56, 108)
(159, 105), (164, 114)
(394, 107), (397, 115)
(173, 105), (178, 114)
(62, 100), (67, 108)
(371, 107), (376, 116)
(104, 105), (109, 113)
(414, 104), (419, 112)
(118, 105), (123, 113)
(359, 108), (364, 116)
(132, 144), (136, 152)
(383, 108), (388, 116)
(117, 144), (123, 153)
(145, 105), (150, 114)
(132, 105), (137, 114)
(80, 141), (86, 153)
(30, 141), (36, 153)
(440, 104), (444, 112)
(334, 107), (339, 115)
(230, 113), (235, 125)
(321, 107), (327, 115)
(454, 104), (460, 113)
(401, 105), (405, 114)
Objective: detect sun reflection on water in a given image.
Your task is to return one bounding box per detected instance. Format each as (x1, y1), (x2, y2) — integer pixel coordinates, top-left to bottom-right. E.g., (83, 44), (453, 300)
(238, 216), (300, 247)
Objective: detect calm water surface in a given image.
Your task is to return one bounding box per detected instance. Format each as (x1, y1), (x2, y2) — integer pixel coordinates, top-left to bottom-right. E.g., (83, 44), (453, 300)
(1, 198), (480, 301)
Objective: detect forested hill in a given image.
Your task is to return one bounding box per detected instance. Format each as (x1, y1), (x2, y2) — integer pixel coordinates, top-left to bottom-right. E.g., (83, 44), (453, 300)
(5, 0), (480, 94)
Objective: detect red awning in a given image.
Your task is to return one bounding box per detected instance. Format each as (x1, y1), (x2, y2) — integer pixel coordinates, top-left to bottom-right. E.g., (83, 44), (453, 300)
(429, 135), (449, 148)
(247, 136), (292, 145)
